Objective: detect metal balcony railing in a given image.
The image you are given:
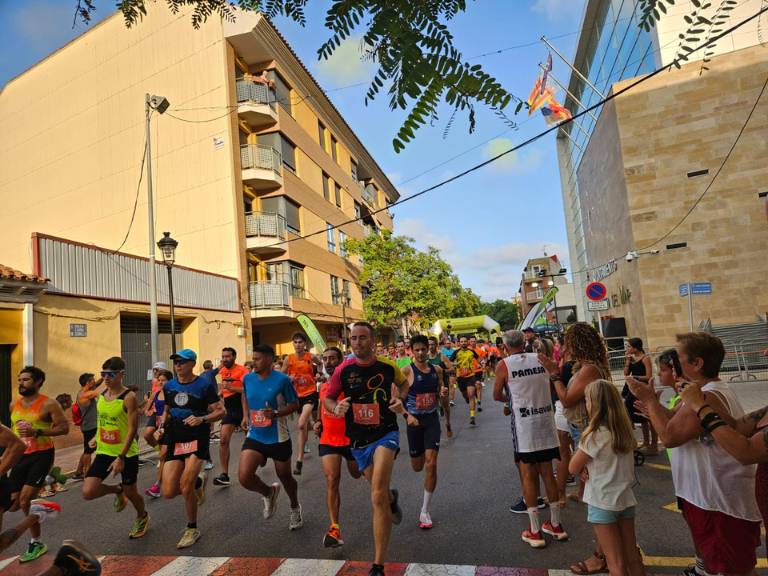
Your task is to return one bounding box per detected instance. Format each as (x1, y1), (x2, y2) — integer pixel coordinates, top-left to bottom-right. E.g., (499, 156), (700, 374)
(249, 281), (290, 309)
(245, 212), (286, 239)
(526, 289), (545, 301)
(236, 79), (276, 109)
(240, 144), (282, 175)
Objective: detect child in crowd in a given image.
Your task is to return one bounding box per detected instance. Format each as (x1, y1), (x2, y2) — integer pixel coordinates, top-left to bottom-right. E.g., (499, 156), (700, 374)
(654, 349), (683, 463)
(569, 379), (645, 576)
(144, 369), (172, 498)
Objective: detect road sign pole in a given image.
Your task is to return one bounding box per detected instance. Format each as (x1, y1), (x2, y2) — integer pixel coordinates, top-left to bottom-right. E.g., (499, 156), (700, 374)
(688, 280), (694, 331)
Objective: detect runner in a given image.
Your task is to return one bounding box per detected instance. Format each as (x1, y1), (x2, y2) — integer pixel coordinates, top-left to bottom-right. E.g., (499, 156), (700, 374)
(452, 337), (480, 425)
(324, 322), (407, 576)
(427, 336), (453, 438)
(314, 346), (361, 548)
(81, 357), (149, 539)
(402, 335), (446, 529)
(469, 336), (486, 412)
(213, 347), (249, 487)
(440, 339), (457, 407)
(238, 344), (303, 532)
(72, 373), (103, 480)
(281, 333), (320, 476)
(144, 369), (171, 499)
(9, 365), (69, 563)
(495, 331), (567, 548)
(394, 339), (411, 370)
(156, 349), (225, 549)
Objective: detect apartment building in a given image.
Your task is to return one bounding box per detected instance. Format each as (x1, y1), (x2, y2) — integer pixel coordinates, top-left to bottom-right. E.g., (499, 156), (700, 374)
(0, 8), (398, 409)
(518, 255), (576, 324)
(556, 0), (768, 348)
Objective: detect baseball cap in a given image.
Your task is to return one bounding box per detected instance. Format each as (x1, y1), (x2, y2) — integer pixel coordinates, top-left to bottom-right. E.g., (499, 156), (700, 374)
(152, 361), (167, 370)
(78, 372), (94, 386)
(170, 349), (197, 362)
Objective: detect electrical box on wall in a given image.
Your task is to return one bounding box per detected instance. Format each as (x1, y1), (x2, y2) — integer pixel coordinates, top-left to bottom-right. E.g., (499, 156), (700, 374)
(237, 326), (246, 338)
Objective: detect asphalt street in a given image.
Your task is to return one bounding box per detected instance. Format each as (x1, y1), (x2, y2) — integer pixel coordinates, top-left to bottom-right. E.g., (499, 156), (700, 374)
(0, 382), (741, 571)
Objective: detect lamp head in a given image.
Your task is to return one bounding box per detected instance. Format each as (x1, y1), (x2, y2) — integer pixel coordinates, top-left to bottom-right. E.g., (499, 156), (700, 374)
(157, 231), (178, 266)
(149, 95), (170, 114)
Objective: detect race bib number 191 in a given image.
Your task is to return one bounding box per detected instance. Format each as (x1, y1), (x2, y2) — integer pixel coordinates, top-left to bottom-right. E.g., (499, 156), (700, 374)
(353, 403), (380, 426)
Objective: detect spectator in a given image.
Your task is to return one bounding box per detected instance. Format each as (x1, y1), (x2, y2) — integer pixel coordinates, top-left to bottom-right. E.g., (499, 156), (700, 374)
(622, 338), (657, 454)
(628, 332), (761, 576)
(71, 374), (103, 481)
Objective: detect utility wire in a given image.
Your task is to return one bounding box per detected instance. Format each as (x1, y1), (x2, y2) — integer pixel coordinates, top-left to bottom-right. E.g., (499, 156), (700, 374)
(258, 5), (768, 252)
(111, 136), (148, 254)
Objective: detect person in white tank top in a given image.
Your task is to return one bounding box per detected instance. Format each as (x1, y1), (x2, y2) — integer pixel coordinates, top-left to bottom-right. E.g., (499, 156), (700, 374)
(627, 332), (761, 576)
(494, 330), (567, 549)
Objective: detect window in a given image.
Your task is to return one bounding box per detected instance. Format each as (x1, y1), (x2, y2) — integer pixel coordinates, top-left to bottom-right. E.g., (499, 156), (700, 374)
(354, 201), (362, 220)
(271, 70), (292, 115)
(351, 159), (359, 181)
(322, 173), (330, 201)
(318, 121), (327, 151)
(331, 135), (338, 162)
(281, 135), (297, 173)
(285, 199), (300, 234)
(266, 262), (284, 283)
(334, 183), (342, 208)
(339, 231), (347, 257)
(326, 223), (336, 253)
(290, 264), (305, 298)
(330, 275), (340, 305)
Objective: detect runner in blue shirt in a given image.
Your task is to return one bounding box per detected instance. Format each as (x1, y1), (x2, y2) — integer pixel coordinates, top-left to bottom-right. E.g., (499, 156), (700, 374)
(238, 344), (303, 532)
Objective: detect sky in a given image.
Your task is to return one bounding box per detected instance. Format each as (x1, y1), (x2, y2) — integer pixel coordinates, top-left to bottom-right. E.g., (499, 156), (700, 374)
(0, 0), (586, 302)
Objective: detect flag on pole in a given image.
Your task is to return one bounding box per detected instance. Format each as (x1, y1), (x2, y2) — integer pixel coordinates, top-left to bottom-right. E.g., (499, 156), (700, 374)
(540, 95), (572, 125)
(527, 54), (552, 116)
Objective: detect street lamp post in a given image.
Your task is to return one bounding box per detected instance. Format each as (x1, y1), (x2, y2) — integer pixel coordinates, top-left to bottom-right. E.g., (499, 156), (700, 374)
(341, 289), (351, 351)
(157, 231), (179, 354)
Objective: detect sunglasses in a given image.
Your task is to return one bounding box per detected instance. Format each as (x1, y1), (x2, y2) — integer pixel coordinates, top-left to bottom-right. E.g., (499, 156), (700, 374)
(100, 371), (122, 378)
(173, 359), (192, 365)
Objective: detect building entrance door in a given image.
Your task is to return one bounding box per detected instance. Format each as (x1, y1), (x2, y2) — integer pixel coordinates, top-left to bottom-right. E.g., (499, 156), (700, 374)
(120, 315), (173, 396)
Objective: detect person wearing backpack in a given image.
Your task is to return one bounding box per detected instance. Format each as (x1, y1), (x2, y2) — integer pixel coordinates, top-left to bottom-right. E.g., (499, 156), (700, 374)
(72, 373), (103, 480)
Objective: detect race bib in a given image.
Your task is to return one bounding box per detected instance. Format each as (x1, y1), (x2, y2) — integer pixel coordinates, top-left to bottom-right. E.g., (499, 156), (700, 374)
(100, 428), (121, 445)
(173, 440), (198, 456)
(353, 403), (380, 426)
(415, 393), (436, 411)
(249, 409), (273, 428)
(458, 367), (472, 378)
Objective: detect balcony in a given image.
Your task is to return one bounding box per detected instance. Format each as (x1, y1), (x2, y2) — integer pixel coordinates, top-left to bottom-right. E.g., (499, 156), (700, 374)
(526, 289), (545, 301)
(240, 144), (282, 190)
(245, 212), (287, 255)
(249, 281), (290, 311)
(236, 80), (278, 127)
(361, 183), (378, 209)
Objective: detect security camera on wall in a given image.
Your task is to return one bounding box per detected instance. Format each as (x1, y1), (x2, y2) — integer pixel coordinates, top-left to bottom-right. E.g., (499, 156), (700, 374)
(625, 251), (636, 263)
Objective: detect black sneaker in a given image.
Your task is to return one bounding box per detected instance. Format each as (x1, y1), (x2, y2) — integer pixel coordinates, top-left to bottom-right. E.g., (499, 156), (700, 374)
(509, 498), (527, 514)
(369, 563), (385, 576)
(477, 402), (483, 412)
(469, 417), (476, 426)
(213, 473), (230, 487)
(53, 540), (101, 575)
(389, 488), (402, 525)
(293, 461), (303, 475)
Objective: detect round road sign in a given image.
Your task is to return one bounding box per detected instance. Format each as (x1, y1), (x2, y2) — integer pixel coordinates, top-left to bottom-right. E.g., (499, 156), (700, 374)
(586, 282), (607, 302)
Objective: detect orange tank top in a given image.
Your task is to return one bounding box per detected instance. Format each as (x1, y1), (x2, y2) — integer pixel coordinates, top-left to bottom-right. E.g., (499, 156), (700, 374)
(318, 383), (349, 447)
(11, 395), (54, 454)
(287, 353), (317, 397)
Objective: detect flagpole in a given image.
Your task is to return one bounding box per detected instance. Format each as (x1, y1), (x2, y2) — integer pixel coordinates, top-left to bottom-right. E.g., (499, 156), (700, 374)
(541, 36), (605, 99)
(539, 63), (600, 124)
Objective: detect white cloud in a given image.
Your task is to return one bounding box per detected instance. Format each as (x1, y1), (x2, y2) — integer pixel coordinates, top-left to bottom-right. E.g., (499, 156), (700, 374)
(314, 35), (373, 86)
(395, 217), (457, 261)
(483, 139), (543, 173)
(15, 0), (74, 55)
(532, 0), (584, 21)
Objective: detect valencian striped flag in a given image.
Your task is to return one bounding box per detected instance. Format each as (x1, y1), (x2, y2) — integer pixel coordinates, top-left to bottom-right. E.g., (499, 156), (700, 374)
(527, 53), (553, 115)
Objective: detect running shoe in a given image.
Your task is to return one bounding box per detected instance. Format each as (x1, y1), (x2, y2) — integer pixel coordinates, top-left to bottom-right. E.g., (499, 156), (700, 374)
(477, 402), (483, 412)
(129, 513), (150, 539)
(521, 528), (546, 548)
(30, 500), (61, 523)
(418, 511), (433, 529)
(293, 460), (303, 475)
(176, 527), (201, 549)
(304, 444), (311, 454)
(542, 521), (568, 541)
(509, 498), (527, 514)
(213, 473), (231, 486)
(195, 472), (207, 506)
(323, 525), (344, 547)
(264, 482), (281, 519)
(469, 417), (476, 426)
(145, 483), (161, 499)
(53, 540), (101, 575)
(69, 472), (85, 481)
(289, 505), (304, 530)
(368, 564), (386, 576)
(446, 425), (453, 438)
(537, 497), (548, 509)
(204, 460), (215, 471)
(114, 491), (128, 513)
(566, 475), (577, 487)
(19, 540), (48, 563)
(390, 488), (402, 525)
(449, 401), (455, 407)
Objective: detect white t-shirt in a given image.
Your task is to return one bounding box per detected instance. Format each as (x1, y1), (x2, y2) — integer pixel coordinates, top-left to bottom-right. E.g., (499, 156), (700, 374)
(580, 427), (637, 511)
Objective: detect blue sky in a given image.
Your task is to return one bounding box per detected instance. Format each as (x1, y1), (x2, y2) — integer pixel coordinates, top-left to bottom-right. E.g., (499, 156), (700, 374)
(0, 0), (586, 301)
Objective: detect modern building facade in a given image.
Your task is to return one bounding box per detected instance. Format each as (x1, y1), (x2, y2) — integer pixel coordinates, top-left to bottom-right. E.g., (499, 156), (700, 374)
(556, 0), (768, 349)
(0, 9), (397, 410)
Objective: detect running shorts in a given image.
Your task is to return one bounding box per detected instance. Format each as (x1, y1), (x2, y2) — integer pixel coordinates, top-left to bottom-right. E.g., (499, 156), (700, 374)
(82, 428), (97, 455)
(165, 422), (211, 462)
(319, 444), (354, 461)
(86, 454), (139, 486)
(298, 392), (319, 411)
(242, 438), (292, 462)
(8, 449), (55, 491)
(514, 447), (560, 464)
(681, 498), (761, 574)
(406, 411), (441, 457)
(0, 474), (12, 511)
(457, 377), (475, 395)
(222, 394), (244, 426)
(351, 430), (400, 473)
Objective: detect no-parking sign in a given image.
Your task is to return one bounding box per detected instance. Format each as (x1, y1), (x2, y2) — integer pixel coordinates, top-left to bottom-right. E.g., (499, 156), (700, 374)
(586, 282), (607, 302)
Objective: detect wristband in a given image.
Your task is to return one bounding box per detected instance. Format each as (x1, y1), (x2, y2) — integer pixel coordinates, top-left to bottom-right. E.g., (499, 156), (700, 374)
(700, 411), (722, 430)
(696, 404), (712, 418)
(706, 420), (727, 434)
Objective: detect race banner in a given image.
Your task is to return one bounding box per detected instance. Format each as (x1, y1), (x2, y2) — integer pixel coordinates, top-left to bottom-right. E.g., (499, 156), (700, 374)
(297, 314), (327, 352)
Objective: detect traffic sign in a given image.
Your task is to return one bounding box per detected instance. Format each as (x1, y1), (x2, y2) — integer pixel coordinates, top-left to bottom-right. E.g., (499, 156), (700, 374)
(586, 282), (607, 301)
(679, 284), (689, 297)
(692, 282), (712, 295)
(587, 299), (609, 311)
